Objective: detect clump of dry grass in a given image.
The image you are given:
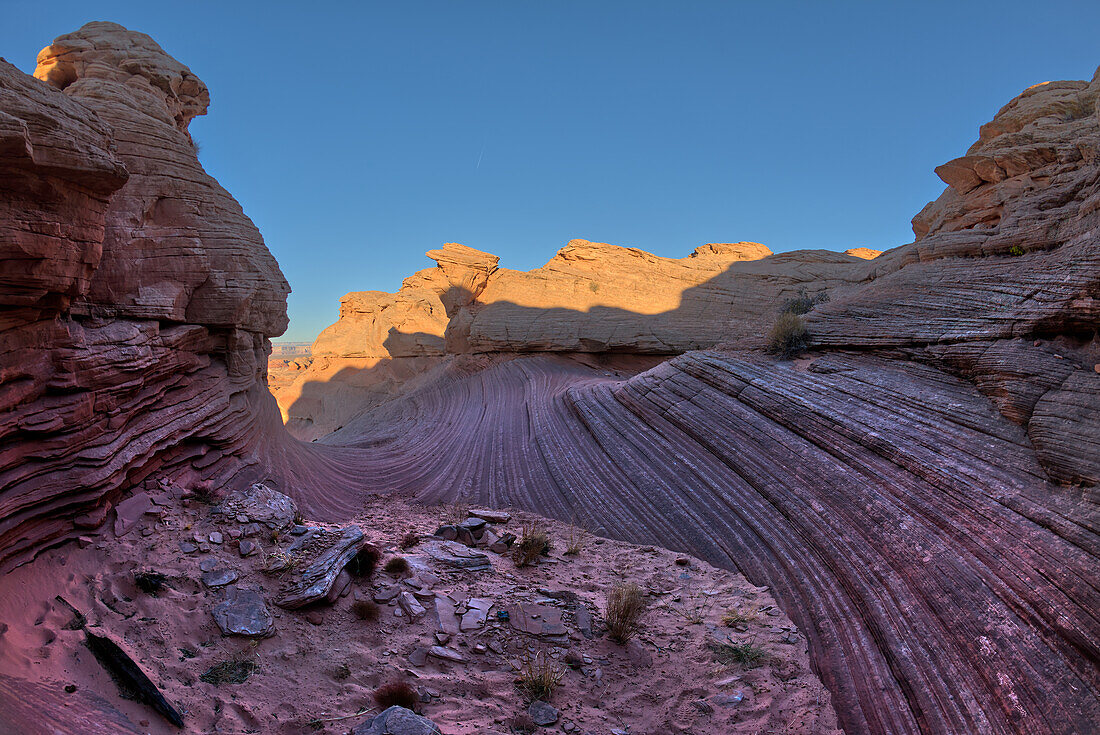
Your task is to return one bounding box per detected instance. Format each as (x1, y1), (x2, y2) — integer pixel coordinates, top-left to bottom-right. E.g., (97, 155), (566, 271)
(512, 519), (549, 567)
(563, 523), (585, 556)
(721, 607), (757, 628)
(767, 312), (809, 359)
(605, 581), (646, 643)
(351, 599), (380, 621)
(513, 649), (564, 701)
(441, 500), (470, 525)
(399, 531), (420, 549)
(708, 638), (769, 668)
(507, 713), (537, 734)
(200, 658), (257, 685)
(262, 549), (297, 575)
(383, 556), (410, 576)
(373, 680), (419, 710)
(191, 480), (221, 505)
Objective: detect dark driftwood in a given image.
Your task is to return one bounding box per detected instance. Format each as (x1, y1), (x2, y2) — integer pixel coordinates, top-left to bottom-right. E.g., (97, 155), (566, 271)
(56, 596), (183, 727)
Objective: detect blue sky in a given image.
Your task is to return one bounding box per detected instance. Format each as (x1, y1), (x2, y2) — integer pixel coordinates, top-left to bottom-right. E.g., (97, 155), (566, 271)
(4, 2), (1098, 342)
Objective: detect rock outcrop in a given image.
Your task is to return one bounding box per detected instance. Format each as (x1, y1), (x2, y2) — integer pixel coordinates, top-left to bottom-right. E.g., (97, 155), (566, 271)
(284, 67), (1100, 735)
(0, 22), (289, 570)
(280, 239), (876, 437)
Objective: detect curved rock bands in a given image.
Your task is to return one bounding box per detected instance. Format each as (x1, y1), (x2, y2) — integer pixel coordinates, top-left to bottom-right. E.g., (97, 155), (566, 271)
(325, 352), (1099, 735)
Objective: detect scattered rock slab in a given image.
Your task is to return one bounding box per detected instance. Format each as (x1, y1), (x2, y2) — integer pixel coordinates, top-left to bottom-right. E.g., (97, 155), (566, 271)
(215, 483), (297, 533)
(353, 705), (442, 735)
(507, 603), (567, 636)
(460, 597), (493, 631)
(433, 593), (460, 635)
(275, 525), (367, 609)
(212, 587), (275, 638)
(427, 645), (467, 664)
(468, 508), (511, 524)
(398, 591), (427, 620)
(373, 584), (400, 603)
(425, 540), (491, 571)
(113, 492), (152, 537)
(201, 569), (238, 587)
(528, 700), (559, 726)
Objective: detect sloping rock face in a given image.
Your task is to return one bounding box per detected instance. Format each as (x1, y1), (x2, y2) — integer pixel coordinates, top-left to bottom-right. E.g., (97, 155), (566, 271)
(280, 239), (875, 437)
(0, 22), (289, 570)
(810, 67), (1100, 486)
(301, 68), (1100, 735)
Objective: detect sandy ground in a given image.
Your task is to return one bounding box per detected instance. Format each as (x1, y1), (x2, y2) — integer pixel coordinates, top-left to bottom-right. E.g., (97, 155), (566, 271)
(0, 485), (841, 735)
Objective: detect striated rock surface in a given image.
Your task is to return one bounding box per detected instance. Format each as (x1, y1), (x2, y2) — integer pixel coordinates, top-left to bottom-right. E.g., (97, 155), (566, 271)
(291, 66), (1100, 735)
(0, 22), (289, 571)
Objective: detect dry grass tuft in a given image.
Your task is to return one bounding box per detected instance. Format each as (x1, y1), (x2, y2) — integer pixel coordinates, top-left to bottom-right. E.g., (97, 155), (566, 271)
(191, 481), (221, 505)
(708, 638), (769, 668)
(351, 599), (380, 621)
(605, 581), (646, 643)
(441, 501), (470, 525)
(262, 549), (297, 575)
(512, 519), (549, 567)
(514, 649), (564, 701)
(399, 531), (421, 549)
(563, 523), (585, 556)
(383, 556), (410, 576)
(767, 312), (808, 360)
(200, 658), (257, 686)
(373, 680), (419, 711)
(721, 607), (757, 628)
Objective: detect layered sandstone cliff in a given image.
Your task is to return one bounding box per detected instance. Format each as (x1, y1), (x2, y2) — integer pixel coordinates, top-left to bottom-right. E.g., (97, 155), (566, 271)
(0, 22), (289, 570)
(278, 239), (880, 438)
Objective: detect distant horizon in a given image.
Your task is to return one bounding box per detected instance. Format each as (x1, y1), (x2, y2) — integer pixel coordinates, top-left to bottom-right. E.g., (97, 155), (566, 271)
(5, 1), (1099, 342)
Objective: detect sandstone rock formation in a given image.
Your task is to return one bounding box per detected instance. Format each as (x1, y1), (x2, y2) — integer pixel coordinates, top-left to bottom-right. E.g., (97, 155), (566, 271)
(0, 22), (289, 571)
(280, 67), (1100, 735)
(279, 239), (877, 438)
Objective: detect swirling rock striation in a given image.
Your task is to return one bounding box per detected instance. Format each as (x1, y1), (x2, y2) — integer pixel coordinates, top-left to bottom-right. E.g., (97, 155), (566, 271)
(0, 22), (289, 571)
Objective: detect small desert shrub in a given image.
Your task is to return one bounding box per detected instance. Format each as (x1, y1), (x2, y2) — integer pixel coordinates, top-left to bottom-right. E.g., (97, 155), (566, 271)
(333, 663), (351, 681)
(399, 531), (421, 549)
(191, 480), (221, 505)
(346, 545), (380, 578)
(441, 501), (470, 525)
(383, 556), (410, 576)
(781, 289), (830, 316)
(1007, 245), (1025, 256)
(561, 650), (584, 669)
(512, 520), (550, 567)
(507, 713), (537, 734)
(708, 639), (769, 668)
(767, 312), (809, 360)
(373, 680), (419, 711)
(134, 571), (168, 595)
(200, 658), (256, 686)
(605, 582), (646, 643)
(514, 649), (564, 701)
(564, 524), (584, 556)
(721, 608), (757, 628)
(351, 599), (380, 621)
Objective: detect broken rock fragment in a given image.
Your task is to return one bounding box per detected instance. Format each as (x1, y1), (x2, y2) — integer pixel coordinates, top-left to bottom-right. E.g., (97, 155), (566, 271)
(274, 525), (367, 609)
(212, 587), (276, 638)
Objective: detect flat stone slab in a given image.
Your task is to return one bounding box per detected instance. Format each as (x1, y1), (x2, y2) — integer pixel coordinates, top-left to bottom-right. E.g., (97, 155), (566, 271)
(212, 587), (275, 638)
(275, 525), (366, 609)
(507, 603), (566, 636)
(202, 569), (238, 587)
(424, 540), (491, 571)
(528, 700), (560, 726)
(398, 591), (426, 620)
(353, 706), (442, 735)
(460, 597), (493, 631)
(215, 483), (297, 533)
(427, 645), (467, 663)
(433, 593), (460, 635)
(468, 508), (511, 524)
(114, 492), (152, 537)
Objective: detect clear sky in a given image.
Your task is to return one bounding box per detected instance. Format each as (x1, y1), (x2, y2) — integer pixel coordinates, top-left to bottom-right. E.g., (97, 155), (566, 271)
(4, 2), (1098, 341)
